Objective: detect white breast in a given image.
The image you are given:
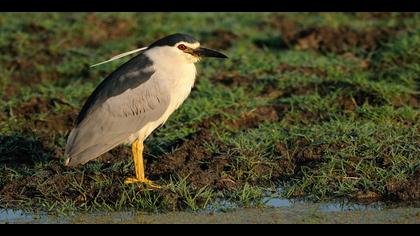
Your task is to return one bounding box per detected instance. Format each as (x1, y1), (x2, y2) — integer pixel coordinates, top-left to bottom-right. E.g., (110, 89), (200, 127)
(126, 47), (197, 143)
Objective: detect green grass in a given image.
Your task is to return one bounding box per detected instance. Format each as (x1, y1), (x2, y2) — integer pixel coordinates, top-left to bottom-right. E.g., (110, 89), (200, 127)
(0, 13), (419, 213)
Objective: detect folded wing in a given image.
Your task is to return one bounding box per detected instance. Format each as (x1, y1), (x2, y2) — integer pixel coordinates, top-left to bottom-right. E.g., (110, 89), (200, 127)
(65, 54), (170, 166)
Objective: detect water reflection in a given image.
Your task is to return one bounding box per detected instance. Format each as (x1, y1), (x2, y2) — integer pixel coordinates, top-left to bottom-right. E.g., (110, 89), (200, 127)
(0, 209), (34, 223)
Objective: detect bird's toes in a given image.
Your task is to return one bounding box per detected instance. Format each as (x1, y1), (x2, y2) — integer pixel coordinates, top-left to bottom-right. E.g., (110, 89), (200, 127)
(124, 177), (161, 190)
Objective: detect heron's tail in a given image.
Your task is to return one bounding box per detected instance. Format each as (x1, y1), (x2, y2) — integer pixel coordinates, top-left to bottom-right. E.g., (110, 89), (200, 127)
(64, 127), (128, 167)
(64, 128), (78, 166)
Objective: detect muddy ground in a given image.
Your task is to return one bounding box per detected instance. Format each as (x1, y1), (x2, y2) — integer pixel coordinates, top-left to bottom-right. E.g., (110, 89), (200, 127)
(0, 13), (419, 212)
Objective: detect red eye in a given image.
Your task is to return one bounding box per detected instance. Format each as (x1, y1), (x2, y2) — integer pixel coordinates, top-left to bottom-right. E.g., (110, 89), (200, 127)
(177, 44), (187, 50)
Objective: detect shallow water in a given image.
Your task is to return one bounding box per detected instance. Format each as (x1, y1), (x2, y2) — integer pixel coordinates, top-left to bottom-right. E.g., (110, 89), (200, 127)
(1, 197), (419, 223)
(263, 197), (384, 212)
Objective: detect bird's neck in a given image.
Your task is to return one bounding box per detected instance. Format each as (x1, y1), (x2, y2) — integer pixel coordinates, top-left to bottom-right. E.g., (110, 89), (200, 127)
(145, 49), (197, 85)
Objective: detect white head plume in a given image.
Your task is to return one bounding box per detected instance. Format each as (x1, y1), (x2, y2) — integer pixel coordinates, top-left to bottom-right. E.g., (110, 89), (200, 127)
(90, 47), (148, 68)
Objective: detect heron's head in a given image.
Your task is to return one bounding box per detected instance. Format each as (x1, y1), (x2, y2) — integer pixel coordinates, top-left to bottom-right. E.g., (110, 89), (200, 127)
(147, 33), (228, 64)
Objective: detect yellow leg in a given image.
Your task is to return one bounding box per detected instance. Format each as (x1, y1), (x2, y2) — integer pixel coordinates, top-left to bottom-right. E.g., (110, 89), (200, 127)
(124, 139), (160, 189)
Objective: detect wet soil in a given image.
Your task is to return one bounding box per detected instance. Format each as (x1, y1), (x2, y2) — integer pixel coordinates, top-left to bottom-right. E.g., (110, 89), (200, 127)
(257, 15), (402, 56)
(386, 170), (420, 201)
(286, 27), (398, 55)
(149, 129), (233, 189)
(148, 105), (280, 190)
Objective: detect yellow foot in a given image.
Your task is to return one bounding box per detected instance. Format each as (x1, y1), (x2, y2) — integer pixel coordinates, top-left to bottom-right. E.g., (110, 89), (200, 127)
(124, 177), (161, 189)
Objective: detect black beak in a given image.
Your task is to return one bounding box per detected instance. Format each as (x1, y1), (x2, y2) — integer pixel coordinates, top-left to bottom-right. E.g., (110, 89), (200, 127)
(193, 47), (228, 59)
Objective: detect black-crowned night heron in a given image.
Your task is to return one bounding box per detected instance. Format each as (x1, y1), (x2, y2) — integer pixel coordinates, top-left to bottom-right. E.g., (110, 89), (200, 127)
(64, 33), (227, 188)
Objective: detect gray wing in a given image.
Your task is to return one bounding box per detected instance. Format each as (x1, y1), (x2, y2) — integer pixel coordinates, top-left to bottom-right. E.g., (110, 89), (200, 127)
(64, 53), (170, 167)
